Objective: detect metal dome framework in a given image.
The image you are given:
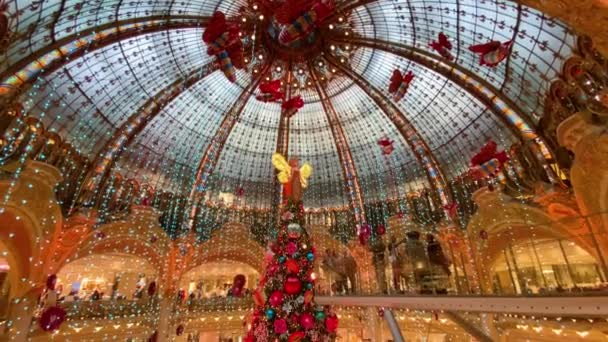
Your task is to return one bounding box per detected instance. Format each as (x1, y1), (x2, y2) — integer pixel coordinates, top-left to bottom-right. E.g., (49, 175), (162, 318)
(0, 0), (577, 216)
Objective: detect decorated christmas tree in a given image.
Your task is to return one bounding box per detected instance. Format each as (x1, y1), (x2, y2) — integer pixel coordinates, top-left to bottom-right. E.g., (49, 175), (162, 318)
(245, 153), (338, 342)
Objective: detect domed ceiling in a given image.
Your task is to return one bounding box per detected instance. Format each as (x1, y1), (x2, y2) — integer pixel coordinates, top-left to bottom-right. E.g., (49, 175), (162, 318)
(0, 0), (577, 212)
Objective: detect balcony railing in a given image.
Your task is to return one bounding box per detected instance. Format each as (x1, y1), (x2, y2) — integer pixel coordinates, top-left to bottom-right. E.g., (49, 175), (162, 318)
(57, 298), (159, 321)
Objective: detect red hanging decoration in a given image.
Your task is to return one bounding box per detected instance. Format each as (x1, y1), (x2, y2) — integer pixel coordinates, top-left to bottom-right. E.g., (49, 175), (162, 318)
(469, 140), (509, 179)
(430, 32), (454, 61)
(202, 11), (245, 82)
(39, 306), (66, 332)
(276, 0), (335, 45)
(377, 137), (395, 155)
(388, 70), (414, 102)
(469, 40), (513, 67)
(235, 186), (245, 197)
(282, 96), (304, 118)
(256, 80), (285, 103)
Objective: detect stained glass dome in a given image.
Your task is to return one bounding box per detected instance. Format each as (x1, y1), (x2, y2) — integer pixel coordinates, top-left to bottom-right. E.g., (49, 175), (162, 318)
(0, 0), (580, 226)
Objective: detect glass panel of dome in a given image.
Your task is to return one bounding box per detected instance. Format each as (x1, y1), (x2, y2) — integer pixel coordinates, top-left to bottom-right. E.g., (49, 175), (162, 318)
(288, 96), (348, 208)
(131, 69), (248, 163)
(350, 0), (577, 123)
(212, 99), (281, 208)
(327, 83), (428, 201)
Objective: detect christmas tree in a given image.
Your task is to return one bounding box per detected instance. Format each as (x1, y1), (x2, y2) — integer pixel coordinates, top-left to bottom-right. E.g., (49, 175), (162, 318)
(245, 154), (338, 342)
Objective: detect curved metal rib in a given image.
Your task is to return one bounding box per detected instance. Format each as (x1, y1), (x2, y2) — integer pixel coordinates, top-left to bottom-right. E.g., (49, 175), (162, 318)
(309, 62), (366, 225)
(187, 64), (272, 227)
(77, 61), (218, 207)
(0, 16), (210, 103)
(325, 54), (453, 211)
(332, 37), (552, 157)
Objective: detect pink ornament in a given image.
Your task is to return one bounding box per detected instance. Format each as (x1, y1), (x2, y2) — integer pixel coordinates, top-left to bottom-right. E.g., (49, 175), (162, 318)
(286, 242), (298, 255)
(300, 313), (315, 330)
(274, 318), (288, 334)
(269, 290), (284, 307)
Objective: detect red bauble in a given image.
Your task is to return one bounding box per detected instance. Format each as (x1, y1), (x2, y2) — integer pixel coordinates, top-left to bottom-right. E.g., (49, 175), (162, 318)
(377, 224), (386, 235)
(269, 290), (284, 307)
(285, 259), (300, 274)
(325, 315), (339, 332)
(39, 306), (66, 332)
(299, 312), (315, 330)
(284, 276), (302, 295)
(479, 229), (488, 240)
(377, 308), (384, 317)
(176, 324), (184, 336)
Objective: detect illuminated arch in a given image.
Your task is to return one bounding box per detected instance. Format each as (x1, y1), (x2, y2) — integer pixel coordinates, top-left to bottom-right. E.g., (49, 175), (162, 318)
(185, 222), (266, 274)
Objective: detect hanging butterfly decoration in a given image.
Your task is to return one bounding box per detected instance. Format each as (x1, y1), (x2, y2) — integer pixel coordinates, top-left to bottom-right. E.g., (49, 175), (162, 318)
(281, 96), (304, 118)
(430, 32), (454, 61)
(388, 70), (414, 102)
(469, 40), (513, 67)
(256, 80), (285, 103)
(377, 137), (395, 155)
(275, 0), (335, 45)
(202, 11), (245, 82)
(468, 140), (509, 179)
